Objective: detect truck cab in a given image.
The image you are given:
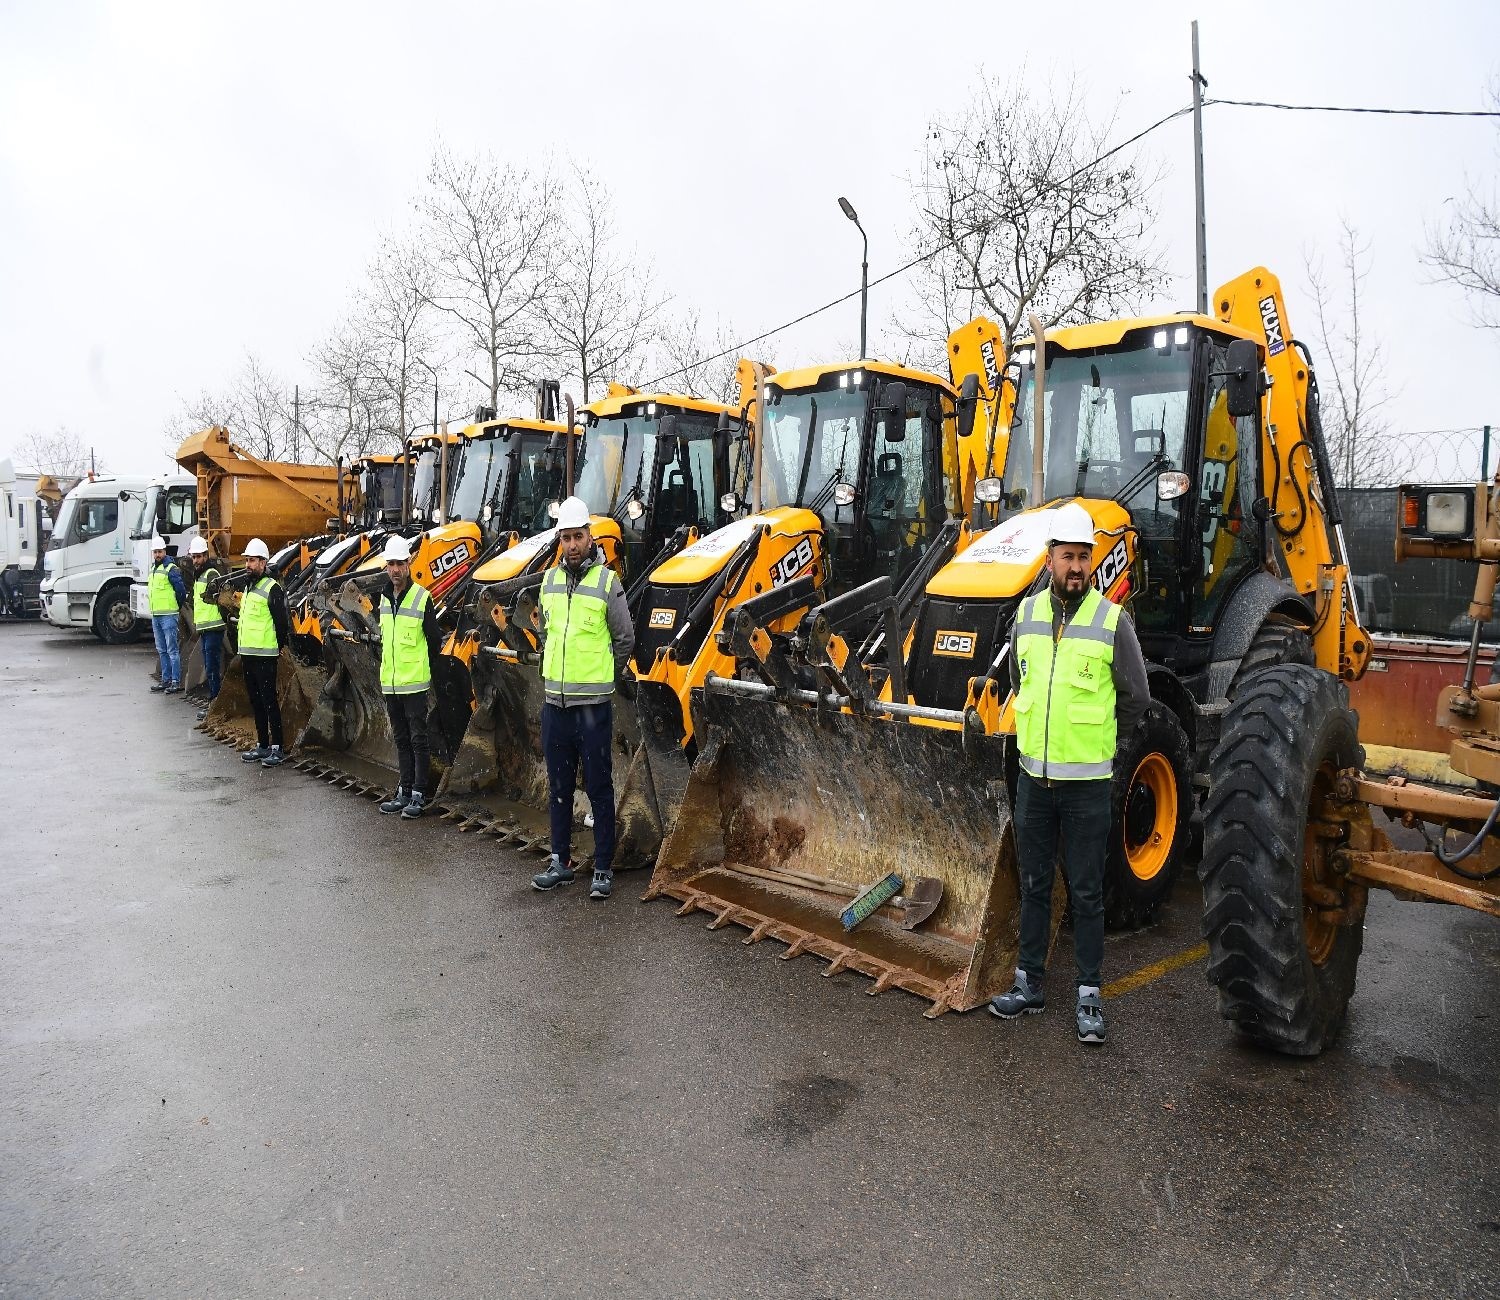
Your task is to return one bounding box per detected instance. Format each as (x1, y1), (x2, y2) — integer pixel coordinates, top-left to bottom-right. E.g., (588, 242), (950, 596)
(41, 476), (150, 642)
(0, 459), (51, 619)
(126, 473), (199, 620)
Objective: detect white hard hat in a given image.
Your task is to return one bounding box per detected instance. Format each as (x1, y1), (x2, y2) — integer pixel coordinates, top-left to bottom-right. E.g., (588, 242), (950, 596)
(556, 496), (591, 530)
(244, 538), (270, 560)
(381, 535), (412, 563)
(1046, 502), (1096, 547)
(188, 537), (208, 556)
(150, 534), (166, 550)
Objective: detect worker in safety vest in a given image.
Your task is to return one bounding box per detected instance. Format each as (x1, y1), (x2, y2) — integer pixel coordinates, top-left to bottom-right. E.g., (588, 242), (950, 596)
(989, 501), (1150, 1044)
(374, 535), (444, 819)
(147, 535), (187, 695)
(530, 495), (635, 900)
(237, 538), (291, 768)
(187, 536), (226, 722)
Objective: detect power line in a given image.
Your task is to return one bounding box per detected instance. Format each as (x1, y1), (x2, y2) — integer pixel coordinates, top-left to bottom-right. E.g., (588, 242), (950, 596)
(641, 103), (1197, 389)
(1207, 96), (1500, 119)
(642, 94), (1498, 391)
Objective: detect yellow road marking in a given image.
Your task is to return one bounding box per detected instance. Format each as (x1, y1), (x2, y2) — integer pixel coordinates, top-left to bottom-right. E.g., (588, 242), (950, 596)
(1103, 941), (1209, 999)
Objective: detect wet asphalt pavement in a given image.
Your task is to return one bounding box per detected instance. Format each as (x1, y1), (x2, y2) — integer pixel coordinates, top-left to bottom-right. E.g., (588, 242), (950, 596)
(2, 623), (1497, 1299)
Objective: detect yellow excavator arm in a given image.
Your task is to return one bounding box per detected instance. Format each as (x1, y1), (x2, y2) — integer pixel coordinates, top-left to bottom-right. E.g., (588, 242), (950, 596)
(1214, 267), (1372, 681)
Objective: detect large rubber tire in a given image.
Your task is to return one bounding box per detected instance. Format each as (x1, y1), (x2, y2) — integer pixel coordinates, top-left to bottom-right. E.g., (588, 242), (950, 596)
(93, 585), (141, 645)
(1200, 664), (1365, 1056)
(1229, 621), (1313, 697)
(1105, 703), (1193, 928)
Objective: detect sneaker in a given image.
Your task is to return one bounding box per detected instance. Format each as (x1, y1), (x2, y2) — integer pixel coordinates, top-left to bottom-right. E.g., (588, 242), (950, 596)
(1076, 986), (1106, 1044)
(589, 869), (613, 900)
(379, 787), (409, 815)
(531, 856), (576, 891)
(400, 791), (427, 819)
(149, 682), (167, 693)
(163, 682), (182, 695)
(259, 745), (286, 768)
(195, 709), (208, 722)
(240, 744), (269, 763)
(988, 970), (1045, 1019)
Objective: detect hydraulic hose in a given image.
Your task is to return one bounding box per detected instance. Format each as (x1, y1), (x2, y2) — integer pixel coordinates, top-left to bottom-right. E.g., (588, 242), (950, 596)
(1419, 797), (1500, 880)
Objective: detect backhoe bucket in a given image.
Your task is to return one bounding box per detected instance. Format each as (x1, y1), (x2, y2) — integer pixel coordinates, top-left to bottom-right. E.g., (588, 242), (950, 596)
(614, 678), (695, 870)
(644, 685), (1057, 1017)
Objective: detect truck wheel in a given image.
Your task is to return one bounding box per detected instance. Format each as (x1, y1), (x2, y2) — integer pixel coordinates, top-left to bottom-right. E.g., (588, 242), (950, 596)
(1229, 621), (1313, 697)
(1200, 664), (1365, 1056)
(1105, 703), (1192, 928)
(93, 586), (140, 645)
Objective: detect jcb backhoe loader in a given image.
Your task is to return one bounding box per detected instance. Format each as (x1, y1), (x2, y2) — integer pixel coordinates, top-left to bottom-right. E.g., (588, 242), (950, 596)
(614, 320), (1005, 869)
(643, 267), (1379, 1020)
(434, 378), (761, 845)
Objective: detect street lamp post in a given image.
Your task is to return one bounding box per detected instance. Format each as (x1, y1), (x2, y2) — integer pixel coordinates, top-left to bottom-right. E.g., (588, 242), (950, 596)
(838, 196), (868, 360)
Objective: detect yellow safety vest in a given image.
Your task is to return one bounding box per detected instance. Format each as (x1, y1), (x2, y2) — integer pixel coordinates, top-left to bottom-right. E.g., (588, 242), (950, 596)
(193, 568), (224, 632)
(148, 560), (181, 616)
(539, 561), (619, 702)
(239, 577), (280, 657)
(379, 581), (433, 695)
(1013, 586), (1122, 781)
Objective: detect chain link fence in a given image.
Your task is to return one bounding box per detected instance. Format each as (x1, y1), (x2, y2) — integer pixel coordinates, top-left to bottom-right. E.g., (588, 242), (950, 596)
(1338, 426), (1498, 641)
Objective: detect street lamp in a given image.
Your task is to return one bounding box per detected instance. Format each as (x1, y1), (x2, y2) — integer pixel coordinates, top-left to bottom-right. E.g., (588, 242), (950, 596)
(838, 196), (868, 360)
(413, 357), (443, 525)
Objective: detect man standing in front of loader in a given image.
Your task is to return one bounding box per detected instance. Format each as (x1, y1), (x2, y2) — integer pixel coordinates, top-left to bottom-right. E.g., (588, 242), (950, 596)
(531, 496), (634, 900)
(187, 536), (225, 723)
(989, 502), (1149, 1043)
(237, 538), (291, 769)
(375, 535), (444, 820)
(147, 535), (187, 695)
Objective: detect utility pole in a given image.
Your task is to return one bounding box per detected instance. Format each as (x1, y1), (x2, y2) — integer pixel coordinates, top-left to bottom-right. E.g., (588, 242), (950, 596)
(1191, 20), (1209, 314)
(293, 385), (301, 462)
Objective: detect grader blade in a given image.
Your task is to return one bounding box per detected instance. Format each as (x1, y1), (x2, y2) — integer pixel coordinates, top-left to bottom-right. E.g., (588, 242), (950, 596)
(645, 685), (1056, 1017)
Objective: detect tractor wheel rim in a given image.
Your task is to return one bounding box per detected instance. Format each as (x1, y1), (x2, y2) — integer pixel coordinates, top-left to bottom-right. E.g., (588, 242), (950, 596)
(1125, 752), (1176, 882)
(110, 604), (134, 632)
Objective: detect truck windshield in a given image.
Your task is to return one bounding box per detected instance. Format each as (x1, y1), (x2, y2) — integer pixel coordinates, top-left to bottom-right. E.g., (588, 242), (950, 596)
(410, 450), (440, 520)
(130, 488), (160, 539)
(1003, 339), (1193, 510)
(49, 498), (76, 550)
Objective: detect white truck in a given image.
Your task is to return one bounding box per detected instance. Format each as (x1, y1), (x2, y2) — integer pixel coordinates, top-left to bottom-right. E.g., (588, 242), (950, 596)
(126, 474), (199, 622)
(40, 472), (196, 643)
(0, 459), (50, 618)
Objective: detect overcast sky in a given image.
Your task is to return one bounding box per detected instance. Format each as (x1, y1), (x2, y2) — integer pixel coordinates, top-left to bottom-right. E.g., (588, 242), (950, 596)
(2, 0), (1497, 479)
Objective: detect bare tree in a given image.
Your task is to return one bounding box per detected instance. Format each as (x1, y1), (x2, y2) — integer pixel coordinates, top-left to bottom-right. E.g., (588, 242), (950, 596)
(303, 321), (398, 465)
(421, 145), (560, 413)
(163, 355), (295, 461)
(646, 308), (750, 403)
(544, 166), (666, 402)
(1422, 80), (1500, 330)
(897, 72), (1168, 360)
(1304, 217), (1399, 488)
(12, 426), (99, 477)
(361, 236), (439, 443)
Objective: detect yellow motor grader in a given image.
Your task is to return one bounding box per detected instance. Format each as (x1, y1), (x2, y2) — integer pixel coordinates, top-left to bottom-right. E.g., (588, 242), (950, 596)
(641, 267), (1410, 1039)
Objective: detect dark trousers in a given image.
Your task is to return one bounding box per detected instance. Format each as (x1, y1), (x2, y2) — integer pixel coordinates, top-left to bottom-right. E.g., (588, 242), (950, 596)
(243, 655), (283, 748)
(542, 700), (615, 872)
(200, 630), (224, 700)
(385, 692), (431, 796)
(1015, 769), (1110, 988)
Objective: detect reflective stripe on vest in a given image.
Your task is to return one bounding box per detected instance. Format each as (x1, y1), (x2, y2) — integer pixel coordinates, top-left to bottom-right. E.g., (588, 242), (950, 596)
(539, 562), (618, 700)
(148, 561), (180, 616)
(1013, 586), (1121, 781)
(192, 571), (224, 631)
(379, 581), (432, 695)
(238, 577), (280, 656)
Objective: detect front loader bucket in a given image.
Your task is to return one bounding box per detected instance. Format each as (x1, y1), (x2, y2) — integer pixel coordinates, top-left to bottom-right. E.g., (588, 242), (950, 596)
(293, 632), (420, 783)
(614, 678), (694, 870)
(198, 648), (326, 751)
(644, 687), (1058, 1017)
(436, 646), (641, 854)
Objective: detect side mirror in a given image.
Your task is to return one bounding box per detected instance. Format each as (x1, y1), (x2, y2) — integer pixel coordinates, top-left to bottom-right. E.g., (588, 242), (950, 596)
(833, 482), (857, 507)
(975, 477), (1003, 504)
(480, 503), (494, 523)
(955, 374), (979, 442)
(1224, 338), (1263, 419)
(879, 381), (908, 442)
(1157, 471), (1192, 502)
(719, 491), (740, 514)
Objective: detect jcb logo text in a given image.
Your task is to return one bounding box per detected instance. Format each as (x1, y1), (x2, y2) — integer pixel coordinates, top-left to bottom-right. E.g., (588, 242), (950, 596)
(933, 630), (976, 658)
